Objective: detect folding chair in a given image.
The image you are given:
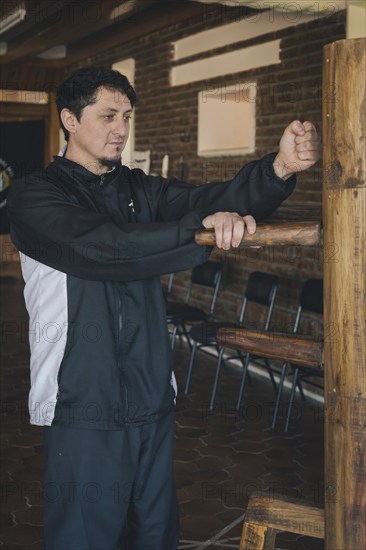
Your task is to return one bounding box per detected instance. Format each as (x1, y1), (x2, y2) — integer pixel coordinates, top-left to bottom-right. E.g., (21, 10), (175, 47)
(166, 261), (223, 349)
(184, 271), (279, 410)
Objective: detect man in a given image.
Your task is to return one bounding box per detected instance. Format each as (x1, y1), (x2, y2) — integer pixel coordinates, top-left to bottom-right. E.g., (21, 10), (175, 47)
(7, 66), (320, 550)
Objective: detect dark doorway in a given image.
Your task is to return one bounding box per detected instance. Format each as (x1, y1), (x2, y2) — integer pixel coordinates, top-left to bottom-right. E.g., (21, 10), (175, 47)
(0, 119), (45, 179)
(0, 119), (45, 233)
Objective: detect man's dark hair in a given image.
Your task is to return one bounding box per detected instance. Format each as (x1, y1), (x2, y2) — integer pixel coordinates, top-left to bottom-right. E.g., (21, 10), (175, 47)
(56, 66), (138, 141)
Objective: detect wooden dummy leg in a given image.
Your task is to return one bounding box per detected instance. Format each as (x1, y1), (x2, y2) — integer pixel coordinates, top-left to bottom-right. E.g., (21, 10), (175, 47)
(240, 492), (325, 550)
(240, 522), (277, 550)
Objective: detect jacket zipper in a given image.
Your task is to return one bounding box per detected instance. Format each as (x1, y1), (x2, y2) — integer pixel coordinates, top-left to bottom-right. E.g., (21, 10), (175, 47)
(117, 286), (129, 423)
(99, 173), (130, 423)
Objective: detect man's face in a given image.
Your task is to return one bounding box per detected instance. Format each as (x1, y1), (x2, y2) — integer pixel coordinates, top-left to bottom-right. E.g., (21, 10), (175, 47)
(66, 86), (132, 173)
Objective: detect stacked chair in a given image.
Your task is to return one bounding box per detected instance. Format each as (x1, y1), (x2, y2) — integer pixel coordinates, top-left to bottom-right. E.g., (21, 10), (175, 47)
(183, 271), (279, 411)
(216, 278), (324, 432)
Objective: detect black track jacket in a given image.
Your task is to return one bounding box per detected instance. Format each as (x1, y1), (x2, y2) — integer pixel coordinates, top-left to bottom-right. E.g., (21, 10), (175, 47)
(7, 153), (295, 429)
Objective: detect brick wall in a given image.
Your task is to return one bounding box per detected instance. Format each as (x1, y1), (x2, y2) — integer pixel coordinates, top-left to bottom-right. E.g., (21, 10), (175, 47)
(71, 5), (346, 332)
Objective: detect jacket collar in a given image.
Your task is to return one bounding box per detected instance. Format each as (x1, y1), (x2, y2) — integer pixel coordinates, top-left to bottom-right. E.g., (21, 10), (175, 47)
(48, 156), (121, 187)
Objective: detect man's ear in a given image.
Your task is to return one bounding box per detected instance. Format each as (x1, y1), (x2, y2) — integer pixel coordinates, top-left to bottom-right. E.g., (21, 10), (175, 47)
(60, 109), (78, 136)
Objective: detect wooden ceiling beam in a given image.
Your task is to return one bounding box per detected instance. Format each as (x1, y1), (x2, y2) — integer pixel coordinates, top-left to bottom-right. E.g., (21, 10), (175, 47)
(14, 1), (205, 70)
(0, 102), (48, 120)
(0, 0), (136, 66)
(0, 62), (65, 92)
(65, 1), (206, 68)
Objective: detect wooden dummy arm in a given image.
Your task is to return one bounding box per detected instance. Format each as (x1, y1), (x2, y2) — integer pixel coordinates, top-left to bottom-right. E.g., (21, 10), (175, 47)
(216, 328), (323, 369)
(195, 221), (321, 248)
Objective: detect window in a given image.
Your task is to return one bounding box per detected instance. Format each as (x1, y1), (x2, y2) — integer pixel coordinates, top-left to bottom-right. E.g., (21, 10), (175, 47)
(197, 83), (256, 157)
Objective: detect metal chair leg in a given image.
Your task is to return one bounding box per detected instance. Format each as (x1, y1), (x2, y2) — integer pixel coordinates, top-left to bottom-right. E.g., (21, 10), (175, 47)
(297, 378), (306, 399)
(209, 347), (225, 411)
(238, 350), (253, 385)
(184, 341), (198, 394)
(181, 322), (193, 349)
(284, 368), (299, 432)
(271, 362), (289, 429)
(265, 359), (278, 392)
(170, 325), (178, 349)
(236, 353), (251, 411)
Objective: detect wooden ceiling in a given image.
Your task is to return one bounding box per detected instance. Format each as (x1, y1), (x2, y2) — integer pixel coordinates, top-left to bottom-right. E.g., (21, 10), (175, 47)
(0, 0), (207, 90)
(0, 0), (346, 91)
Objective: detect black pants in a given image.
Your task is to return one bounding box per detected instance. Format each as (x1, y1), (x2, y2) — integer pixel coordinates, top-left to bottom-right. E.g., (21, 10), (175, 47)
(43, 413), (179, 550)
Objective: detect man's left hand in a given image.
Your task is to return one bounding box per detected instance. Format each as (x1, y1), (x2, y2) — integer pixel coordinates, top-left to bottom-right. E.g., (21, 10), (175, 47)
(273, 120), (321, 180)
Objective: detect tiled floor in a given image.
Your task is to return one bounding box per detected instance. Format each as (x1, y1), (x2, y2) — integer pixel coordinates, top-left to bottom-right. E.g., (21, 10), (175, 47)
(0, 276), (324, 549)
